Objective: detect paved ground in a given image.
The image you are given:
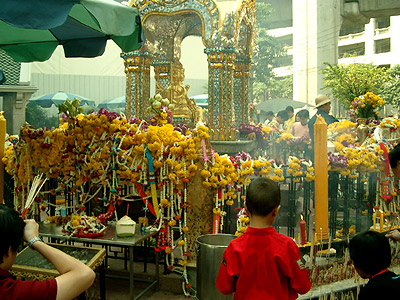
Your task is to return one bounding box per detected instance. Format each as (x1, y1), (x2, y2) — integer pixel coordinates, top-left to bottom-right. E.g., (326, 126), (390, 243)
(105, 277), (191, 300)
(103, 257), (196, 300)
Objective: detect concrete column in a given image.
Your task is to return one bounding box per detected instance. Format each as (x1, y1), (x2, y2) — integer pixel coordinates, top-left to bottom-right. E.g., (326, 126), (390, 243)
(293, 0), (342, 105)
(0, 86), (37, 135)
(390, 16), (400, 66)
(364, 18), (375, 58)
(122, 51), (152, 119)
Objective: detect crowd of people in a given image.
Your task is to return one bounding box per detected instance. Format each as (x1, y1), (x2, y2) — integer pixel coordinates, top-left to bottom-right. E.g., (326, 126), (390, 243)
(260, 93), (338, 141)
(216, 96), (400, 299)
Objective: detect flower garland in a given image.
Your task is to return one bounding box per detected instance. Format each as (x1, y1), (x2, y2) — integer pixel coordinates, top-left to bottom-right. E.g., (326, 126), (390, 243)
(4, 103), (321, 296)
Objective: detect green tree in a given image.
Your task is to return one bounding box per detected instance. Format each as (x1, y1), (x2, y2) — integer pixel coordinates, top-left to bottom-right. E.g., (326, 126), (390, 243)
(381, 64), (400, 110)
(252, 2), (291, 102)
(322, 62), (390, 107)
(268, 75), (293, 99)
(25, 104), (59, 129)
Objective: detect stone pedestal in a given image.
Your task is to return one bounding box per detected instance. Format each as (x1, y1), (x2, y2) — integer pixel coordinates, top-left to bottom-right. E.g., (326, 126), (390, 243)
(186, 161), (214, 262)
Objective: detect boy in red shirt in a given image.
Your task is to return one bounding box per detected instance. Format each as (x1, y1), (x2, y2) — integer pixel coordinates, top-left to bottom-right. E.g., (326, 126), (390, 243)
(216, 178), (311, 299)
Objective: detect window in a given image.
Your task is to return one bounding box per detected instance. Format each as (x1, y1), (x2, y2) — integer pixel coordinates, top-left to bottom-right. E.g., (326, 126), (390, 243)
(375, 17), (390, 29)
(339, 24), (365, 36)
(375, 38), (390, 53)
(339, 42), (365, 58)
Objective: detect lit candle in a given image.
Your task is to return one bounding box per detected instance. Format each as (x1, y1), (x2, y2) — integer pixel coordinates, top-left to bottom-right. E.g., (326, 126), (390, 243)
(314, 116), (329, 242)
(380, 210), (384, 231)
(300, 214), (306, 245)
(373, 209), (376, 231)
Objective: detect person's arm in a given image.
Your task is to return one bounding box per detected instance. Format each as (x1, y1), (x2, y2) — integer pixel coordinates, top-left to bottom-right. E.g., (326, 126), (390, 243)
(386, 229), (400, 242)
(216, 249), (237, 295)
(290, 123), (296, 136)
(24, 220), (96, 300)
(285, 241), (311, 295)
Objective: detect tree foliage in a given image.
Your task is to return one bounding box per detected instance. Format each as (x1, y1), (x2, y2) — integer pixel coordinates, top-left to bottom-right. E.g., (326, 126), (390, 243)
(268, 76), (293, 99)
(25, 104), (59, 129)
(381, 64), (400, 109)
(251, 1), (290, 102)
(321, 62), (390, 107)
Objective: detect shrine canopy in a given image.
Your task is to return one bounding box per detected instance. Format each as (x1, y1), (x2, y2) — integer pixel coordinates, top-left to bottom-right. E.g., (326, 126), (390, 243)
(0, 0), (144, 62)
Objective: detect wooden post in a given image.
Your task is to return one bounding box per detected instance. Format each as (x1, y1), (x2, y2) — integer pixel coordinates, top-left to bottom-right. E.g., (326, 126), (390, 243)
(0, 112), (6, 204)
(314, 115), (329, 240)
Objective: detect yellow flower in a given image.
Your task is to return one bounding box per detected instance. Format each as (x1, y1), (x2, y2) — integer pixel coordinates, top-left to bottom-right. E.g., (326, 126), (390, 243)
(179, 259), (187, 266)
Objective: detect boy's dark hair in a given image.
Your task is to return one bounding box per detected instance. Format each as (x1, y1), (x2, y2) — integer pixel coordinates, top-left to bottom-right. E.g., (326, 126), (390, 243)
(246, 178), (280, 216)
(285, 106), (294, 113)
(389, 143), (400, 168)
(0, 204), (25, 263)
(266, 111), (274, 117)
(296, 109), (309, 119)
(349, 231), (391, 276)
(277, 110), (289, 122)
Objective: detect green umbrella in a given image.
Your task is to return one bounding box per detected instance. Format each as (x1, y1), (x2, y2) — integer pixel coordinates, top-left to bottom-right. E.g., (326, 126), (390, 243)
(29, 91), (94, 108)
(0, 0), (143, 62)
(256, 98), (313, 113)
(98, 96), (126, 110)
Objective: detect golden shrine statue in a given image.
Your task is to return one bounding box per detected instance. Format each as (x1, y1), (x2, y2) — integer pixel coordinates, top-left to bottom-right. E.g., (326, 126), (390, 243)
(166, 61), (201, 124)
(123, 0), (256, 139)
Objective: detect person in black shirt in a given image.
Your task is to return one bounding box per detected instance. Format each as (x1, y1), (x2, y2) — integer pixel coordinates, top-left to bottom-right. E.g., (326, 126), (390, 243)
(307, 94), (338, 161)
(308, 94), (339, 144)
(349, 230), (400, 299)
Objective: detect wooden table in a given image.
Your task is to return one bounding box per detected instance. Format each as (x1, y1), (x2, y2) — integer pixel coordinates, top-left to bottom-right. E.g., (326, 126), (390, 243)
(11, 243), (106, 300)
(38, 222), (159, 300)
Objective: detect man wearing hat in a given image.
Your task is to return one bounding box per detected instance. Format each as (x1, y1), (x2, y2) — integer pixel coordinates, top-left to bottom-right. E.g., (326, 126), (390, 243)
(308, 94), (338, 159)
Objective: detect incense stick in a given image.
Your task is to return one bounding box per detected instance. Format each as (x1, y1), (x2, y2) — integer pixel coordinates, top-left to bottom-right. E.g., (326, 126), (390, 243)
(21, 174), (47, 219)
